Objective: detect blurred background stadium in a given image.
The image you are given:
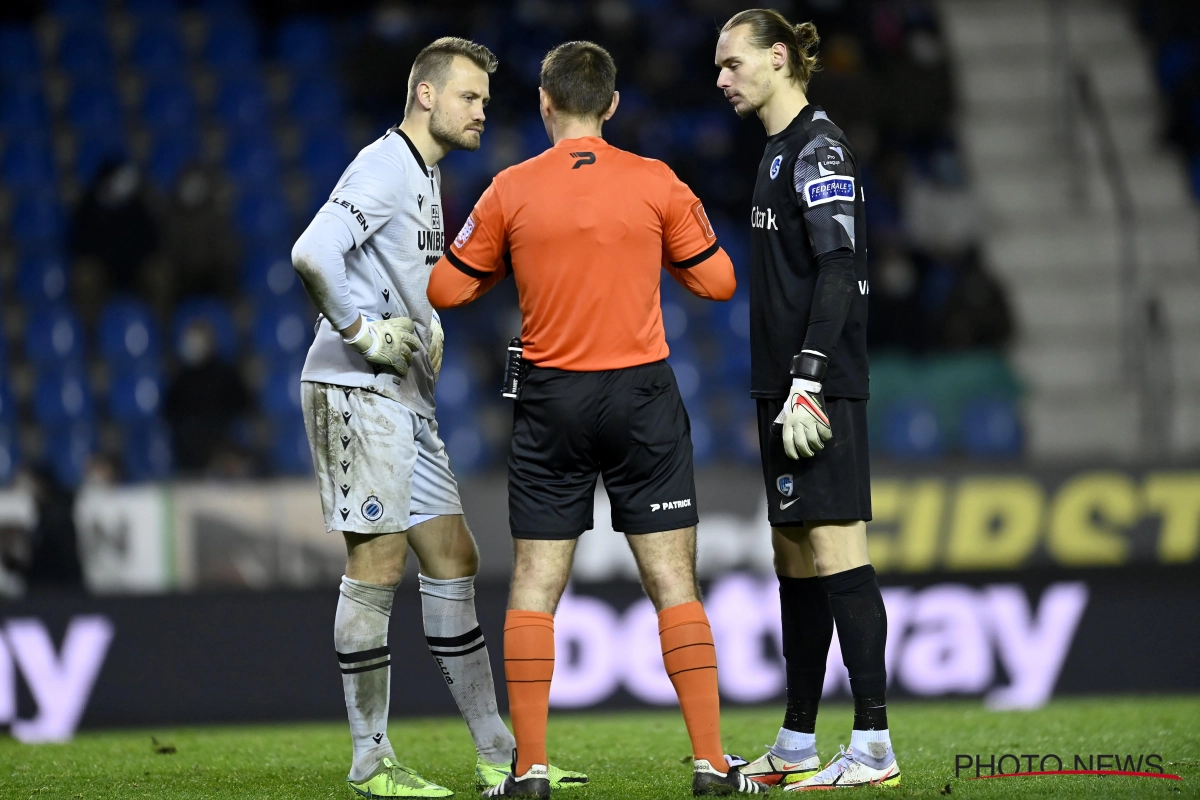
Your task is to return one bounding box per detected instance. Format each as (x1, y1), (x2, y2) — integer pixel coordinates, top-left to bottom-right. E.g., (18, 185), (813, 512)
(0, 0), (1197, 749)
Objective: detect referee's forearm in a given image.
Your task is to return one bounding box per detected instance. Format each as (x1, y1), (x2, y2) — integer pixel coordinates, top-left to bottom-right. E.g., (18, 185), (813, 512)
(428, 255), (488, 308)
(801, 248), (856, 357)
(666, 246), (736, 300)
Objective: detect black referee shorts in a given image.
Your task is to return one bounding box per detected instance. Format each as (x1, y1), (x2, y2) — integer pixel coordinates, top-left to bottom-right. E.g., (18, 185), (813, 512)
(508, 360), (699, 539)
(756, 397), (872, 528)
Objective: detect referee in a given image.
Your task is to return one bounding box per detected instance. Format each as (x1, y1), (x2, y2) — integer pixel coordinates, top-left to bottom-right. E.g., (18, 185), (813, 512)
(713, 10), (901, 792)
(429, 41), (763, 799)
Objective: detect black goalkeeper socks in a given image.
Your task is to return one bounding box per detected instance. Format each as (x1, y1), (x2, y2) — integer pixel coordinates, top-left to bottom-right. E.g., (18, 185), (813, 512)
(821, 564), (889, 731)
(778, 575), (834, 734)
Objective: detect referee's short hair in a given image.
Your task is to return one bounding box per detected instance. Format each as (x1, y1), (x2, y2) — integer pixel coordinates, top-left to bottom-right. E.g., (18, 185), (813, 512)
(722, 9), (820, 92)
(406, 37), (498, 114)
(540, 41), (617, 119)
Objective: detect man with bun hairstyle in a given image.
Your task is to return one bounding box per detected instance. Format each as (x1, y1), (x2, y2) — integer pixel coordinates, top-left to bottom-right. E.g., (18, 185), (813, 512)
(430, 40), (762, 799)
(714, 9), (900, 791)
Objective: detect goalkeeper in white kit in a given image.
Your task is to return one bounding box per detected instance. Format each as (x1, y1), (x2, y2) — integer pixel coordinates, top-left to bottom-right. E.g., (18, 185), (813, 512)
(290, 37), (585, 798)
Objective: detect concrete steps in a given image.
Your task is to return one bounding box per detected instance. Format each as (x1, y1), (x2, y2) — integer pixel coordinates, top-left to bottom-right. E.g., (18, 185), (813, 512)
(940, 0), (1200, 459)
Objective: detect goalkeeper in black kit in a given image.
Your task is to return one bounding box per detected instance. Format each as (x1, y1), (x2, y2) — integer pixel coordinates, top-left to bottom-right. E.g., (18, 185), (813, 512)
(714, 9), (900, 791)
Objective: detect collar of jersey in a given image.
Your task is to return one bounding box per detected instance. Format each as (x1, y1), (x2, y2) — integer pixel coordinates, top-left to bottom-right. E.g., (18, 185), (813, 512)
(553, 135), (607, 149)
(767, 104), (820, 142)
(391, 126), (431, 174)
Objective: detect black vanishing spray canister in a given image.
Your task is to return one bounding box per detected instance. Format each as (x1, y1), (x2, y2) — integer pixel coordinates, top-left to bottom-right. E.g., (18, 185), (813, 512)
(501, 337), (525, 399)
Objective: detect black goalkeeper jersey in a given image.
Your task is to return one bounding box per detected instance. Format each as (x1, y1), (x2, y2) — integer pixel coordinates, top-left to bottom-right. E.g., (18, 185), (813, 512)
(749, 104), (869, 400)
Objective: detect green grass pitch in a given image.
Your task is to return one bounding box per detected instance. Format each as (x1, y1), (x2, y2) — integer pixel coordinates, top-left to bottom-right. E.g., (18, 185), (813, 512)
(2, 697), (1197, 799)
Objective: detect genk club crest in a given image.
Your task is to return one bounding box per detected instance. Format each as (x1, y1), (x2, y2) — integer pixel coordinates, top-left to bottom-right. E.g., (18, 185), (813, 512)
(777, 474), (794, 497)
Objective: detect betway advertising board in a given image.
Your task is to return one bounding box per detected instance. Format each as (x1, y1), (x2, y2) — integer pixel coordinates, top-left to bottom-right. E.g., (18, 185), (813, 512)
(50, 467), (1200, 592)
(1, 567), (1197, 740)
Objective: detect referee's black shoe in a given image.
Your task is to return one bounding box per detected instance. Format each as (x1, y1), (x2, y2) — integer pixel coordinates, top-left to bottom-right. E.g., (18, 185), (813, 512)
(693, 759), (769, 795)
(482, 763), (550, 799)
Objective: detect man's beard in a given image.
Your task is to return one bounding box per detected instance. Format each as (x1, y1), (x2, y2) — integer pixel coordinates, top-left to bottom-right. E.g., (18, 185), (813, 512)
(430, 107), (481, 152)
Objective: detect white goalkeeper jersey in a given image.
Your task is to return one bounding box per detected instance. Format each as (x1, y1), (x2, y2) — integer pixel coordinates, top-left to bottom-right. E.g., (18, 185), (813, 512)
(301, 128), (444, 419)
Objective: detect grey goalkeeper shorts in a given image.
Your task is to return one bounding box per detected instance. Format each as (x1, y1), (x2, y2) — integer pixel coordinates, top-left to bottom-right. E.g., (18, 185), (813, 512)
(302, 382), (463, 534)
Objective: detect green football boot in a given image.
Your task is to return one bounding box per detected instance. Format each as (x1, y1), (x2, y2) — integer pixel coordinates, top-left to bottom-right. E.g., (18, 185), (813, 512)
(348, 757), (454, 798)
(475, 757), (589, 791)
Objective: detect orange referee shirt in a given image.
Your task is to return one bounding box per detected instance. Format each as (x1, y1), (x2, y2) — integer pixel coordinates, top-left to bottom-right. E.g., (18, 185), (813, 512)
(427, 136), (736, 371)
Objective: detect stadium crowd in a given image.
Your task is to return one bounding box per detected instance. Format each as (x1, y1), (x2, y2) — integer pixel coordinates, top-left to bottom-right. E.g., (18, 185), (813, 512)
(0, 0), (1016, 502)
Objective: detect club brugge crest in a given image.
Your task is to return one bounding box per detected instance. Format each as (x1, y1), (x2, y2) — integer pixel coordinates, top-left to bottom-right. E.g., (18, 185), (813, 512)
(361, 495), (384, 522)
(770, 154), (783, 180)
(777, 474), (794, 497)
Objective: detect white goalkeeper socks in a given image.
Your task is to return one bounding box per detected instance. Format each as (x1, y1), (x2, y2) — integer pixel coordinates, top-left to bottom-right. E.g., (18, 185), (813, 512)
(850, 728), (893, 767)
(772, 727), (817, 761)
(335, 576), (398, 782)
(419, 573), (516, 764)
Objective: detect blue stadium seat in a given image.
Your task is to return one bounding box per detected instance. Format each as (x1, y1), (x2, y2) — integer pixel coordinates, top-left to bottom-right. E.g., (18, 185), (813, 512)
(290, 77), (342, 127)
(0, 79), (49, 130)
(45, 420), (95, 488)
(1158, 40), (1198, 94)
(260, 364), (303, 416)
(299, 126), (349, 177)
(66, 80), (124, 130)
(276, 17), (333, 72)
(224, 132), (281, 185)
(33, 369), (93, 425)
(123, 417), (173, 481)
(242, 247), (303, 302)
(961, 396), (1022, 457)
(172, 297), (238, 361)
(73, 130), (128, 184)
(205, 19), (258, 72)
(130, 22), (187, 73)
(0, 381), (16, 425)
(0, 26), (40, 78)
(51, 0), (105, 17)
(2, 137), (56, 187)
(435, 348), (473, 410)
(147, 128), (199, 189)
(0, 428), (17, 486)
(141, 79), (197, 130)
(26, 305), (86, 367)
(98, 297), (160, 367)
(9, 191), (64, 247)
(437, 418), (486, 474)
(216, 76), (270, 128)
(57, 25), (114, 75)
(234, 191), (291, 242)
(16, 250), (69, 305)
(108, 368), (164, 422)
(270, 414), (311, 475)
(881, 400), (945, 459)
(253, 302), (313, 361)
(126, 0), (181, 15)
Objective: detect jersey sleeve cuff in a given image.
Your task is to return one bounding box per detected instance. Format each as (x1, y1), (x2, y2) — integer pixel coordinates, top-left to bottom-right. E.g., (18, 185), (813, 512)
(446, 249), (493, 280)
(670, 241), (720, 269)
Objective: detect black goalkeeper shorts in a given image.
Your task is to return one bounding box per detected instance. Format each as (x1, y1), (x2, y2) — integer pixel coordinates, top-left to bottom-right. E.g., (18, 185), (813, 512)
(508, 360), (699, 539)
(756, 397), (872, 527)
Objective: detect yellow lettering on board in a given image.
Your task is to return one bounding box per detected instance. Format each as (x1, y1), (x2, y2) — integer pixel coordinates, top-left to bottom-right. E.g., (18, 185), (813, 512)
(945, 477), (1043, 569)
(1047, 472), (1135, 566)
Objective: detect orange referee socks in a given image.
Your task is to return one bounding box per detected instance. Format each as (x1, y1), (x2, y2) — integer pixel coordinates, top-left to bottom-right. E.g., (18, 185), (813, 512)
(504, 610), (555, 775)
(658, 600), (726, 769)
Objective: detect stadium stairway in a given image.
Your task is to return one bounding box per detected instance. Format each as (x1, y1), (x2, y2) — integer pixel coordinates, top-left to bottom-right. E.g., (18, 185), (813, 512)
(939, 0), (1200, 459)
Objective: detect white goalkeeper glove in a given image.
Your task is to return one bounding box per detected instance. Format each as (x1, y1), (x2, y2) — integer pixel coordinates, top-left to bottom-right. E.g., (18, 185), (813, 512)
(773, 351), (833, 459)
(343, 315), (421, 377)
(429, 310), (444, 380)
